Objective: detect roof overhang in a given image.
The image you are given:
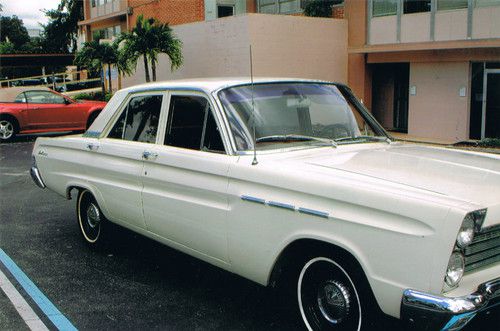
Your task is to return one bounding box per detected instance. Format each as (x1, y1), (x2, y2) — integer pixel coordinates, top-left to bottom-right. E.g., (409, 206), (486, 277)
(349, 38), (500, 54)
(78, 10), (127, 26)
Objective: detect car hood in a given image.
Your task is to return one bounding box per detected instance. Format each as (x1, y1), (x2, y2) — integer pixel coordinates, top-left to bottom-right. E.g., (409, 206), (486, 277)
(282, 144), (500, 224)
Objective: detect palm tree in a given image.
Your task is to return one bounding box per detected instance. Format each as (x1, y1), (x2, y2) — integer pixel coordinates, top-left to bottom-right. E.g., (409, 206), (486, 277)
(120, 15), (183, 83)
(75, 40), (119, 93)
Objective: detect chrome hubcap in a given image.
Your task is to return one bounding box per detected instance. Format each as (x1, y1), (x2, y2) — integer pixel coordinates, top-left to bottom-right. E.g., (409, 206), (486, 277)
(0, 120), (14, 139)
(86, 203), (101, 228)
(317, 280), (351, 324)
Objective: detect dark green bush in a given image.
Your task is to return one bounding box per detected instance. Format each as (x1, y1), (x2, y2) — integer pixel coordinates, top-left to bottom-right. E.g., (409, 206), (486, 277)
(73, 92), (112, 102)
(303, 0), (343, 18)
(477, 138), (500, 148)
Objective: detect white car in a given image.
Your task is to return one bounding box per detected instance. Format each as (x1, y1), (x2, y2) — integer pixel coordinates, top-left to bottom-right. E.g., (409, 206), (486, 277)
(31, 78), (499, 330)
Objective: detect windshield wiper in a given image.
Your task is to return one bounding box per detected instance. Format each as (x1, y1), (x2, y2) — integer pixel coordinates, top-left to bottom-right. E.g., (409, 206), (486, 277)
(334, 135), (391, 144)
(256, 134), (337, 147)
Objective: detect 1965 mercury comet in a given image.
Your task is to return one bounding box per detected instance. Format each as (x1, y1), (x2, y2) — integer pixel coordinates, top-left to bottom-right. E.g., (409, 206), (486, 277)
(31, 78), (499, 330)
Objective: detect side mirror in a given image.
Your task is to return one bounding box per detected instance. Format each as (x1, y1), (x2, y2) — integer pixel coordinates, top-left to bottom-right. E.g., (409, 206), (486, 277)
(64, 98), (71, 105)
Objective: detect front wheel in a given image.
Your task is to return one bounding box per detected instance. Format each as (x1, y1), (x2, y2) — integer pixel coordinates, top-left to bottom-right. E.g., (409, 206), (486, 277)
(77, 190), (106, 248)
(296, 256), (366, 330)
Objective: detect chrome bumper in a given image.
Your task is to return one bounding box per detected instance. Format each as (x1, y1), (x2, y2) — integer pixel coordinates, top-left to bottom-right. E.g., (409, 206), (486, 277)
(30, 166), (46, 189)
(401, 277), (500, 330)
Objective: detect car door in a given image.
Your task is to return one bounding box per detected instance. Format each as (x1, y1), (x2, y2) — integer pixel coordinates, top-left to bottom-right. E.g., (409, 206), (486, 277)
(142, 92), (231, 263)
(85, 92), (166, 231)
(25, 90), (75, 129)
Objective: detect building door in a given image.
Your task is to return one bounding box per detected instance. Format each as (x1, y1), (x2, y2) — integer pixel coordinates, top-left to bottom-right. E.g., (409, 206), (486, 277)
(483, 70), (500, 139)
(393, 63), (409, 132)
(372, 63), (409, 132)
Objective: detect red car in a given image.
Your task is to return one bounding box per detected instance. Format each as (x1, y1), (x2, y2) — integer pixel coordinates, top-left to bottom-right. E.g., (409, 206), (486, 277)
(0, 87), (106, 141)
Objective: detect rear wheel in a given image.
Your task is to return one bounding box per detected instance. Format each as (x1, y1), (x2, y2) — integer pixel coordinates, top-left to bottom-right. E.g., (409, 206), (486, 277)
(77, 190), (106, 248)
(0, 117), (17, 142)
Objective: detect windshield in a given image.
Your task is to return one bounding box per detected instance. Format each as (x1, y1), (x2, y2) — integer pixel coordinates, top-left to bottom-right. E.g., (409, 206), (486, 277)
(218, 83), (388, 151)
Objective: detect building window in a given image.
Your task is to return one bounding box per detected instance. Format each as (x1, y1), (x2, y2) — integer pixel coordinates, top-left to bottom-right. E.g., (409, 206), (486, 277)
(372, 0), (398, 17)
(92, 25), (121, 40)
(403, 0), (431, 13)
(91, 0), (97, 8)
(217, 5), (235, 17)
(475, 0), (500, 7)
(258, 0), (303, 14)
(437, 0), (468, 10)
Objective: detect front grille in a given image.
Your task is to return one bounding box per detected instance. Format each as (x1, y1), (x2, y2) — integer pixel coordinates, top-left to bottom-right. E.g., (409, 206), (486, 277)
(464, 224), (500, 273)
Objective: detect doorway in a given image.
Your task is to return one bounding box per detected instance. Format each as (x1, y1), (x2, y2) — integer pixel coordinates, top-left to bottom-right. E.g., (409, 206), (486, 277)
(483, 70), (500, 139)
(470, 63), (500, 139)
(372, 63), (409, 132)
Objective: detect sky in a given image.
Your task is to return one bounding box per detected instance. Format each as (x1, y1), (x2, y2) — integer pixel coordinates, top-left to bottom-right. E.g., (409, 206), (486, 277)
(1, 0), (62, 29)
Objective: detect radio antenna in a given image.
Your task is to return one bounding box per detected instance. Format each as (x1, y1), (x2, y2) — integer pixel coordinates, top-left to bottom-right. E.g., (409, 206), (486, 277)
(250, 45), (258, 166)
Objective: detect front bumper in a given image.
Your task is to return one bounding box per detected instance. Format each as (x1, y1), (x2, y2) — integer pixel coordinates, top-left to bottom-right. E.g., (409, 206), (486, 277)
(401, 277), (500, 330)
(30, 166), (46, 189)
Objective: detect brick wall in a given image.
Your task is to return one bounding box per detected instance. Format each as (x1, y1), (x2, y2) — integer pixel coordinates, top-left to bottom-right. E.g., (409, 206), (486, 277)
(332, 5), (344, 19)
(129, 0), (205, 26)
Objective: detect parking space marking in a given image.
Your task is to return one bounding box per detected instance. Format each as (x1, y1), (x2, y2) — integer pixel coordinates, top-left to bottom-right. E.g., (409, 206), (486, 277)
(0, 268), (49, 331)
(0, 249), (77, 331)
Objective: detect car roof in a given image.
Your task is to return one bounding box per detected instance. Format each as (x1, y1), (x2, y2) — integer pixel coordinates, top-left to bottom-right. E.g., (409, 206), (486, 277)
(122, 77), (337, 95)
(0, 86), (52, 102)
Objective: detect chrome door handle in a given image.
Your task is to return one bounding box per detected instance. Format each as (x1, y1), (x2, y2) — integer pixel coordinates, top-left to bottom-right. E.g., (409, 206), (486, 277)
(142, 151), (158, 160)
(87, 143), (99, 151)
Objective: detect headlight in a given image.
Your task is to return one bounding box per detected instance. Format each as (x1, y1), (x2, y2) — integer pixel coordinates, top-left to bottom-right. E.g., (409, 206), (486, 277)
(456, 214), (475, 248)
(445, 252), (465, 288)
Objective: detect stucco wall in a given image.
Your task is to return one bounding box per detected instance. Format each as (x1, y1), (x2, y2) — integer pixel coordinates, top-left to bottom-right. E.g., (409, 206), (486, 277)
(435, 9), (468, 41)
(408, 62), (470, 142)
(370, 16), (397, 45)
(122, 14), (347, 87)
(472, 6), (500, 39)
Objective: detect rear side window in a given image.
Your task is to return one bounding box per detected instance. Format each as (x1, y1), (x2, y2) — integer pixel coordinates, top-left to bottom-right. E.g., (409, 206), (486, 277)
(108, 95), (163, 143)
(164, 95), (225, 153)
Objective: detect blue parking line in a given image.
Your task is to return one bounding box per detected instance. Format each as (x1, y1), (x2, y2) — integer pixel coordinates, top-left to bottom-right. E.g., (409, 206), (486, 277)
(0, 248), (78, 331)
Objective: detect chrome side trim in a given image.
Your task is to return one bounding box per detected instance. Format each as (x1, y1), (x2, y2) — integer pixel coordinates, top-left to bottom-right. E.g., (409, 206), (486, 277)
(239, 196), (329, 219)
(298, 207), (329, 219)
(240, 195), (266, 205)
(267, 201), (295, 211)
(30, 166), (46, 189)
(401, 277), (500, 331)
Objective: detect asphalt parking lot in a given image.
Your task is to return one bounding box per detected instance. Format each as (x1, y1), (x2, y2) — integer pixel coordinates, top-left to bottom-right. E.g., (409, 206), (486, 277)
(0, 136), (498, 331)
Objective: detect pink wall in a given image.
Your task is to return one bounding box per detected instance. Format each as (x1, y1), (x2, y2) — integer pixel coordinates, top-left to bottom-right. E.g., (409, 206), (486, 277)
(123, 14), (348, 87)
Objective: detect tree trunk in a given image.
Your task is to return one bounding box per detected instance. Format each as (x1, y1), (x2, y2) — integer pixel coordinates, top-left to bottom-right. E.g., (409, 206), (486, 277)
(152, 61), (156, 82)
(107, 63), (112, 93)
(143, 55), (150, 83)
(100, 66), (106, 95)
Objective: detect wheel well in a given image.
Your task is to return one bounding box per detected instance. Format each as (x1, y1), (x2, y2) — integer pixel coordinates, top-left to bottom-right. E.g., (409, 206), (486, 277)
(269, 238), (382, 313)
(0, 114), (20, 131)
(66, 186), (83, 200)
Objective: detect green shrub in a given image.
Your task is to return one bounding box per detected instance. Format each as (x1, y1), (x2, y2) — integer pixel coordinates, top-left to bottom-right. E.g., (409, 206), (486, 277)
(477, 138), (500, 148)
(73, 92), (113, 102)
(303, 0), (343, 18)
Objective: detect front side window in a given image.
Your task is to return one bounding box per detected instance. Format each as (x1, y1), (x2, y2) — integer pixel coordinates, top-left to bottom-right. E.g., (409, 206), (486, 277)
(25, 91), (66, 104)
(164, 95), (225, 153)
(14, 93), (26, 103)
(372, 0), (398, 17)
(108, 94), (163, 143)
(218, 83), (386, 151)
